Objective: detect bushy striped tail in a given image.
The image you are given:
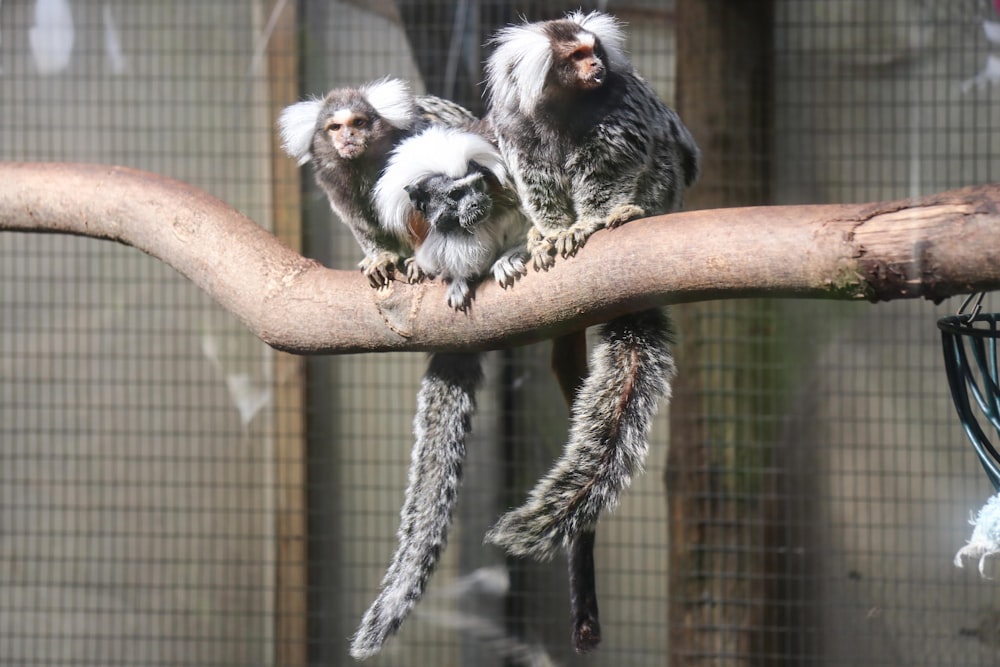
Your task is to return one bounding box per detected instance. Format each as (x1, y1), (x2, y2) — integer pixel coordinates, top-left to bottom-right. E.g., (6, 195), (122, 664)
(350, 352), (483, 659)
(486, 308), (675, 561)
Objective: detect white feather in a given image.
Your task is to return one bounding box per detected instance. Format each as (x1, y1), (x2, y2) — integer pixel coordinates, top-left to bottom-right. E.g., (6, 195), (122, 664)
(375, 126), (509, 239)
(361, 77), (418, 130)
(485, 23), (552, 116)
(277, 98), (323, 165)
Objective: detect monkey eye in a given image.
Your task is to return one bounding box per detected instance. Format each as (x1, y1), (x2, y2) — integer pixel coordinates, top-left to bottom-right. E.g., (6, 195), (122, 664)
(328, 123), (342, 131)
(571, 48), (591, 61)
(352, 117), (368, 128)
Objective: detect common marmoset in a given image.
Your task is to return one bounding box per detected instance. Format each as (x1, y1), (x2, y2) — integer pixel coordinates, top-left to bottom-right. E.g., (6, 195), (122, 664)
(277, 78), (476, 287)
(483, 11), (700, 566)
(349, 124), (528, 659)
(280, 82), (514, 659)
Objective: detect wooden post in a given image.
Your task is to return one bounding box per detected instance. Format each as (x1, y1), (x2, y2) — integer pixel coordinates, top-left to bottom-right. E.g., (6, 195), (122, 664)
(265, 1), (309, 664)
(669, 1), (776, 664)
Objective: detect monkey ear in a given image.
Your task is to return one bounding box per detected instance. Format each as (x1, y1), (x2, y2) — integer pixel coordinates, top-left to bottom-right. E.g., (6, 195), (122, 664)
(405, 183), (430, 213)
(278, 98), (323, 165)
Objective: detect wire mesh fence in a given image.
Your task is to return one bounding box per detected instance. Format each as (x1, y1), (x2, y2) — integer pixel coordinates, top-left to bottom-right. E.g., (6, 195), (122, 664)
(1, 1), (999, 665)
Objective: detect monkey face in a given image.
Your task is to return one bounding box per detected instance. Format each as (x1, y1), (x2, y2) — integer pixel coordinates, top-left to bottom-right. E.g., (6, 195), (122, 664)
(550, 26), (607, 91)
(570, 39), (605, 89)
(406, 172), (492, 234)
(324, 108), (374, 160)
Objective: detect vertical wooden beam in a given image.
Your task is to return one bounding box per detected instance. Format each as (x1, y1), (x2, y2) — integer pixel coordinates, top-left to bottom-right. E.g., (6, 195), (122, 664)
(675, 0), (772, 210)
(265, 1), (308, 665)
(669, 1), (776, 665)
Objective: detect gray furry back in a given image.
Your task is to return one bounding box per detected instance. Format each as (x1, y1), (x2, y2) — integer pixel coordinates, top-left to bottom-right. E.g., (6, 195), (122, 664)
(351, 352), (483, 659)
(485, 309), (675, 560)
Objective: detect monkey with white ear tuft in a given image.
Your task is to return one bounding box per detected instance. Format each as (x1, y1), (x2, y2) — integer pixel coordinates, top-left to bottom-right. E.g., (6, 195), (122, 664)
(486, 10), (699, 268)
(279, 83), (518, 660)
(278, 78), (479, 287)
(483, 12), (700, 650)
(278, 78), (421, 286)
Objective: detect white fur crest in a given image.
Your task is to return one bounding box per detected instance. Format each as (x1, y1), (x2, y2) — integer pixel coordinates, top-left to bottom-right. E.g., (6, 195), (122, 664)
(375, 126), (509, 239)
(277, 97), (323, 165)
(360, 77), (418, 131)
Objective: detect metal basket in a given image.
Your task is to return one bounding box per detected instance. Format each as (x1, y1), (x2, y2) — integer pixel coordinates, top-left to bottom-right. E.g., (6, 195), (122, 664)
(939, 295), (1000, 491)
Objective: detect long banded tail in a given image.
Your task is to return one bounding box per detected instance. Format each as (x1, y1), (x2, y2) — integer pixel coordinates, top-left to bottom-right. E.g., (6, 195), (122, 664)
(350, 352), (483, 659)
(486, 308), (675, 560)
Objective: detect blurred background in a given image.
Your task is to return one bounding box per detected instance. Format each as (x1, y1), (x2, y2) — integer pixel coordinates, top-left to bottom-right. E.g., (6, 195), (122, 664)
(2, 1), (1000, 665)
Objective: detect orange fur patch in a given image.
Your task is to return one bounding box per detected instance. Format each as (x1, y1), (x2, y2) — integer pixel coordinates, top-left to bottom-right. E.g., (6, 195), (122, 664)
(407, 211), (430, 246)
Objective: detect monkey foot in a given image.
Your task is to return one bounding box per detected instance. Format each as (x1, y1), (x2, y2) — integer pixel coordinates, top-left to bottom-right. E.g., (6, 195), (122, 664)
(446, 280), (472, 311)
(605, 203), (645, 228)
(553, 218), (604, 258)
(527, 227), (557, 271)
(403, 257), (429, 284)
(359, 252), (400, 288)
(491, 250), (528, 288)
(552, 229), (583, 258)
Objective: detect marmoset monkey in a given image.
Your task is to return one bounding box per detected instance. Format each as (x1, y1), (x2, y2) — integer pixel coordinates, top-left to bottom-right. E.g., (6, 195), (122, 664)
(280, 82), (512, 659)
(349, 125), (528, 659)
(483, 11), (700, 564)
(377, 125), (528, 310)
(277, 78), (476, 287)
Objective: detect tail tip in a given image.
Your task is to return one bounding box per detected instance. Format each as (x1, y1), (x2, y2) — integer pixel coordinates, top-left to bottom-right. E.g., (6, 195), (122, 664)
(350, 611), (393, 660)
(349, 639), (378, 661)
(485, 514), (564, 561)
(573, 617), (602, 653)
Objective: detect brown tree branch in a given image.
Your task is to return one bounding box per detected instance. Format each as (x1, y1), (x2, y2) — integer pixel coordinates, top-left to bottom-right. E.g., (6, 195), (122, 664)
(2, 162), (998, 355)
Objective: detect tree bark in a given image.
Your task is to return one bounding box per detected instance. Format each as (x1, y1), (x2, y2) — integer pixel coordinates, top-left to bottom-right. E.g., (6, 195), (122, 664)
(1, 162), (998, 355)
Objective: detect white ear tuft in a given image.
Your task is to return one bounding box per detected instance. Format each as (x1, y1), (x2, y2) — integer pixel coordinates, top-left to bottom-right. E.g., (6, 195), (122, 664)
(361, 77), (417, 130)
(485, 22), (552, 116)
(567, 10), (631, 73)
(278, 98), (323, 165)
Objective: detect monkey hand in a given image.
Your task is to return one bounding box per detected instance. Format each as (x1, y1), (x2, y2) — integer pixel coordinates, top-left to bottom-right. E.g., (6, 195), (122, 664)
(491, 249), (528, 289)
(403, 257), (430, 284)
(527, 227), (558, 271)
(605, 204), (645, 229)
(446, 279), (473, 311)
(359, 251), (401, 288)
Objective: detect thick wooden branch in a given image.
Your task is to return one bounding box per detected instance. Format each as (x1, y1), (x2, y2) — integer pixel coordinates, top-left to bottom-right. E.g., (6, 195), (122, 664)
(2, 162), (998, 355)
